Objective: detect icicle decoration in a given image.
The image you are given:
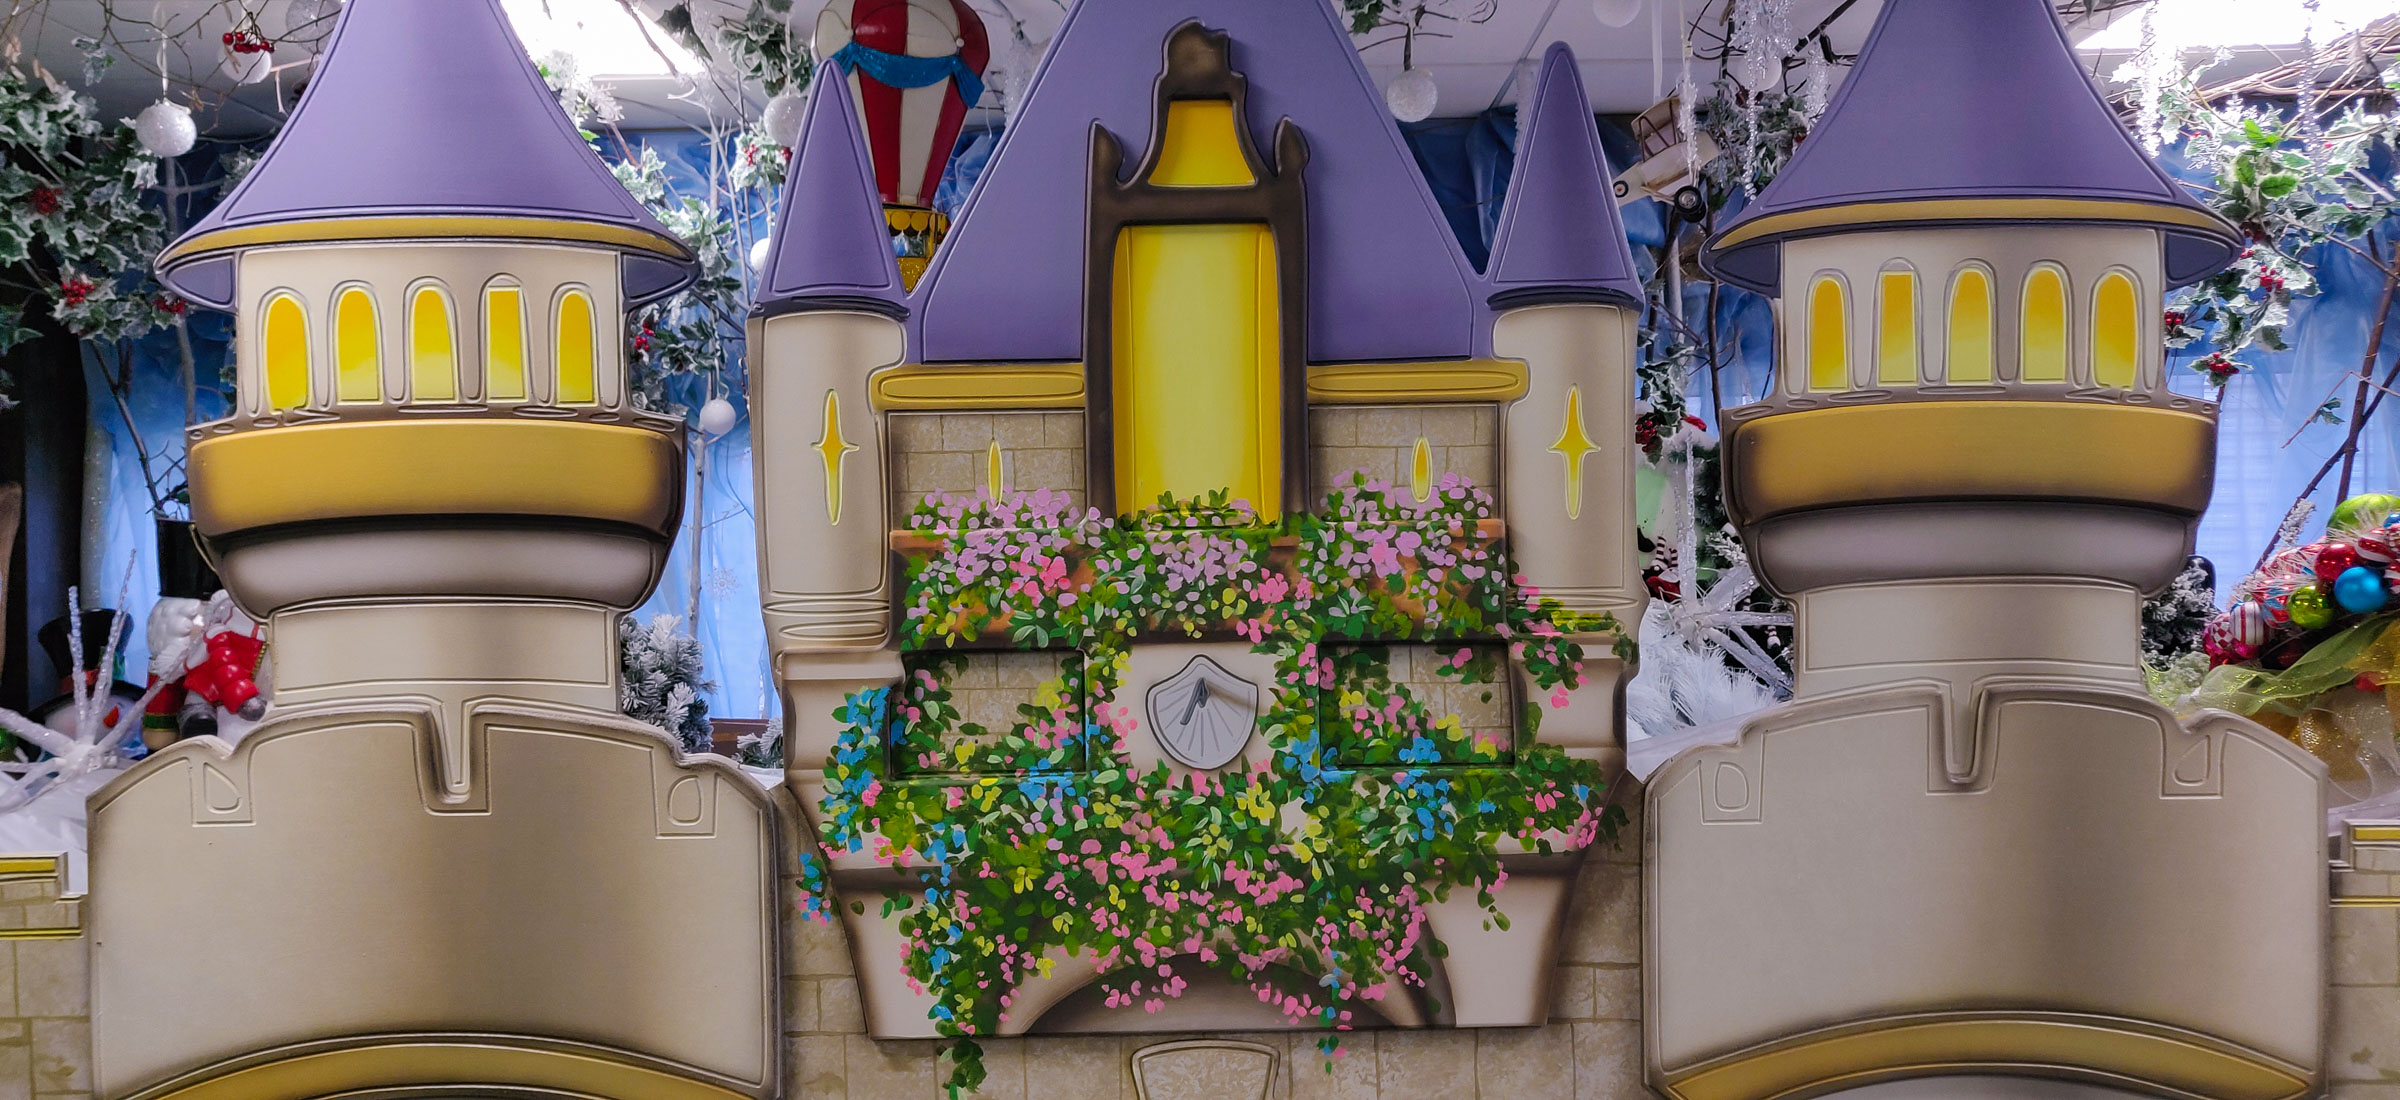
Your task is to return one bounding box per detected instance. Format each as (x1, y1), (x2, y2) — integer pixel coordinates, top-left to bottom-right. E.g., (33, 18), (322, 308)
(1800, 49), (1831, 121)
(2296, 0), (2322, 141)
(1676, 0), (1699, 180)
(1728, 0), (1794, 95)
(2132, 2), (2168, 155)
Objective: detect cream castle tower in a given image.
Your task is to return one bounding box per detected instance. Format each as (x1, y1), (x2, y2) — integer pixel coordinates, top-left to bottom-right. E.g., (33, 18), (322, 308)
(83, 3), (782, 1098)
(1646, 2), (2328, 1098)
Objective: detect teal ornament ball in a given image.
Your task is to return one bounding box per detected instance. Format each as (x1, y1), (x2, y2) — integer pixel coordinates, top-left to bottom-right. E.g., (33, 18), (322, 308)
(2336, 566), (2389, 615)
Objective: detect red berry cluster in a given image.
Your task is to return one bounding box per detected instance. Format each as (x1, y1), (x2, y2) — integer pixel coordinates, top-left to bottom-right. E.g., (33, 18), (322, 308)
(26, 187), (58, 215)
(632, 319), (655, 354)
(221, 29), (274, 54)
(154, 295), (186, 316)
(2163, 310), (2185, 328)
(60, 276), (95, 306)
(2196, 352), (2241, 387)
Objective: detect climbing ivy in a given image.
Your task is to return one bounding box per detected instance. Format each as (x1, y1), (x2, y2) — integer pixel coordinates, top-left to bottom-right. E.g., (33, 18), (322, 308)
(797, 474), (1627, 1093)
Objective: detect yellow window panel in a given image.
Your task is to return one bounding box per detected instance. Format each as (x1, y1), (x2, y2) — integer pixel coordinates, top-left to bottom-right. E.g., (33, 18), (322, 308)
(1877, 268), (1920, 387)
(2021, 265), (2069, 383)
(1947, 268), (1994, 384)
(485, 284), (526, 401)
(409, 285), (457, 402)
(1111, 222), (1279, 517)
(334, 286), (381, 403)
(1806, 276), (1849, 392)
(2092, 270), (2141, 389)
(1148, 99), (1255, 187)
(555, 288), (596, 405)
(261, 292), (310, 412)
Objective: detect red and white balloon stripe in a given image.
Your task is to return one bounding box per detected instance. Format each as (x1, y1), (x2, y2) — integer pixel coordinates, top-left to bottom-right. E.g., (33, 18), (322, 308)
(816, 0), (991, 209)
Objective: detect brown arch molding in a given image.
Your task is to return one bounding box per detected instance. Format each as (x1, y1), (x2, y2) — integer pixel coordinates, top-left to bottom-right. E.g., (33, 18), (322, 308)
(1655, 1011), (2314, 1100)
(119, 1034), (758, 1100)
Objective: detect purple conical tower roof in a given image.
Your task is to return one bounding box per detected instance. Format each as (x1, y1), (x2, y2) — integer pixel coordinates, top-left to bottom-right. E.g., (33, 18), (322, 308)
(908, 0), (1481, 365)
(1482, 43), (1643, 308)
(753, 71), (908, 320)
(1700, 0), (2238, 295)
(156, 0), (697, 309)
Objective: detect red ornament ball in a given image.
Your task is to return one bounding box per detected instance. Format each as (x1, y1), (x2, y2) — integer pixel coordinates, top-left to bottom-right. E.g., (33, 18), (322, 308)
(2317, 543), (2362, 581)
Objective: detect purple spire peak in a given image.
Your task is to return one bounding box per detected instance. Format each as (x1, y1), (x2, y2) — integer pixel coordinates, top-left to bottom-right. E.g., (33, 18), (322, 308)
(754, 69), (908, 320)
(1482, 43), (1644, 309)
(155, 0), (697, 309)
(1700, 0), (2238, 295)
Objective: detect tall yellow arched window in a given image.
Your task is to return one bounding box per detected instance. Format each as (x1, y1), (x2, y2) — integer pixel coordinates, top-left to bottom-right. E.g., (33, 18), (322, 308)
(1805, 274), (1850, 393)
(333, 285), (382, 403)
(408, 284), (457, 402)
(484, 281), (527, 401)
(1946, 266), (1994, 384)
(2020, 265), (2069, 383)
(2091, 269), (2141, 389)
(554, 288), (596, 405)
(1877, 266), (1920, 387)
(259, 292), (310, 413)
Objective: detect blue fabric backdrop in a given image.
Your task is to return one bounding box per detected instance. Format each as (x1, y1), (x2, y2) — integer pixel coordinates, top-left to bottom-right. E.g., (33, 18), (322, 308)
(85, 112), (2400, 721)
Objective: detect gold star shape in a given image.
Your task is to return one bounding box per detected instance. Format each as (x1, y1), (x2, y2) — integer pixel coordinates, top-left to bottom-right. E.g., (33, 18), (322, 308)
(814, 389), (860, 525)
(1548, 385), (1597, 520)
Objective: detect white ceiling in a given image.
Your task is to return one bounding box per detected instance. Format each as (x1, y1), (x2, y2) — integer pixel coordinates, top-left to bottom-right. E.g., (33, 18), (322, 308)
(0, 0), (2302, 143)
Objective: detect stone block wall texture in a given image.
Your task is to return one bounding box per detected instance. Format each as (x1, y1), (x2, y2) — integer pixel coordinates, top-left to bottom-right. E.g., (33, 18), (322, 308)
(888, 412), (1088, 517)
(2329, 833), (2400, 1099)
(1330, 643), (1513, 759)
(1307, 406), (1498, 505)
(0, 861), (93, 1100)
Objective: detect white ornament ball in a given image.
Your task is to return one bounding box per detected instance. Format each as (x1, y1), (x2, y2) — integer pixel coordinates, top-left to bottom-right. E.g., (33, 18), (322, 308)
(698, 397), (739, 437)
(749, 236), (773, 272)
(1385, 68), (1438, 124)
(221, 45), (272, 85)
(134, 101), (197, 158)
(762, 92), (809, 147)
(1733, 51), (1783, 93)
(279, 0), (341, 37)
(1592, 0), (1644, 27)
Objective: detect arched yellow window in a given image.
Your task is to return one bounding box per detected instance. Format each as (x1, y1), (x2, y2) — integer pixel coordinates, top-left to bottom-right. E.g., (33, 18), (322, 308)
(259, 292), (310, 413)
(484, 281), (527, 401)
(1877, 265), (1920, 387)
(2091, 269), (2141, 389)
(2020, 264), (2069, 383)
(333, 285), (381, 403)
(1946, 266), (1994, 384)
(1805, 274), (1850, 393)
(408, 284), (457, 402)
(554, 287), (596, 405)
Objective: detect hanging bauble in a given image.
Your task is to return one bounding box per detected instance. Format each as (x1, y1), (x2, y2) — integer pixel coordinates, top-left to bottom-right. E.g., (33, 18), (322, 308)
(220, 38), (273, 84)
(1733, 51), (1782, 93)
(2336, 566), (2389, 615)
(762, 92), (809, 147)
(2316, 543), (2361, 581)
(1592, 0), (1644, 27)
(749, 236), (773, 272)
(1385, 68), (1438, 124)
(2288, 585), (2337, 630)
(280, 0), (342, 37)
(134, 101), (197, 158)
(2333, 492), (2400, 531)
(2228, 600), (2268, 647)
(698, 397), (739, 438)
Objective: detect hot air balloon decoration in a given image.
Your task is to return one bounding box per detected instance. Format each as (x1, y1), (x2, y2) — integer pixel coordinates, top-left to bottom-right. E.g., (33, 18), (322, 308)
(815, 0), (991, 289)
